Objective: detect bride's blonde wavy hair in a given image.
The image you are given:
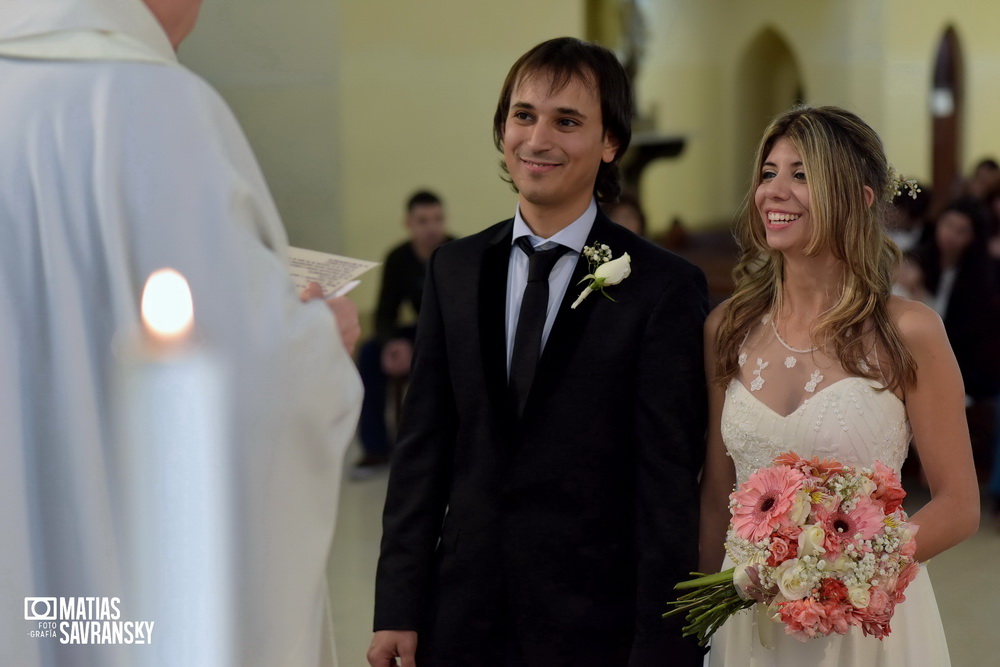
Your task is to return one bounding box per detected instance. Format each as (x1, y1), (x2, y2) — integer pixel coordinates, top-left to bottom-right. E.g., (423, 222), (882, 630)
(716, 105), (916, 391)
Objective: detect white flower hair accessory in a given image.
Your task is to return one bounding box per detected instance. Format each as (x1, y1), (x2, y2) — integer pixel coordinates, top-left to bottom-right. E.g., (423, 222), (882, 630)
(886, 164), (921, 201)
(571, 242), (631, 309)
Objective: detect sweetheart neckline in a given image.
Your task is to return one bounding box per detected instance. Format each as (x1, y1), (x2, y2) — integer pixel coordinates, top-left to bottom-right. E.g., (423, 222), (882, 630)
(729, 376), (905, 420)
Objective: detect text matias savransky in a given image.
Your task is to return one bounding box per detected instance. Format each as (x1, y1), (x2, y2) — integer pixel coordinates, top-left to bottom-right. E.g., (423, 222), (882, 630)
(25, 596), (154, 645)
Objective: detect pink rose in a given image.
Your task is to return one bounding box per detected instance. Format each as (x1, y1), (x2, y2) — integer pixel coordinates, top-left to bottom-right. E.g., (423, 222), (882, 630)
(867, 587), (892, 616)
(767, 535), (796, 566)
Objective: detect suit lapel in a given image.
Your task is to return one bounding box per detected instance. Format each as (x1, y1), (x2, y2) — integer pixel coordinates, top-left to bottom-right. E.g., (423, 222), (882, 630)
(479, 220), (514, 423)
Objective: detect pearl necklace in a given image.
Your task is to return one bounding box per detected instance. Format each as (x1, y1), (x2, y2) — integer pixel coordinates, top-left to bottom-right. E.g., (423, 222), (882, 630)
(770, 316), (818, 354)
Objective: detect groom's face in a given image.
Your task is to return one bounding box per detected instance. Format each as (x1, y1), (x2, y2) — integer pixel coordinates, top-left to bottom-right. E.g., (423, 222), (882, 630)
(502, 71), (619, 216)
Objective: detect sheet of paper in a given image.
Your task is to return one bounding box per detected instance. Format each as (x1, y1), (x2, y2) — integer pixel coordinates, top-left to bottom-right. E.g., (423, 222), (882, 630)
(287, 246), (379, 297)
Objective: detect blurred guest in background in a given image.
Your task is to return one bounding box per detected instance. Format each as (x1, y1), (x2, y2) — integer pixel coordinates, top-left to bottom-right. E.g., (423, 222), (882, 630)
(964, 157), (1000, 200)
(603, 193), (647, 236)
(352, 190), (452, 479)
(916, 197), (1000, 484)
(982, 186), (1000, 284)
(915, 197), (999, 401)
(893, 250), (933, 305)
(991, 412), (1000, 530)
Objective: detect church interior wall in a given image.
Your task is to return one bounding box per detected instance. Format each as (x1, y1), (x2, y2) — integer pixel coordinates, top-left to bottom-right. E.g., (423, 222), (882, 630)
(881, 1), (1000, 190)
(178, 0), (1000, 324)
(185, 0), (582, 320)
(180, 0), (347, 258)
(635, 1), (883, 234)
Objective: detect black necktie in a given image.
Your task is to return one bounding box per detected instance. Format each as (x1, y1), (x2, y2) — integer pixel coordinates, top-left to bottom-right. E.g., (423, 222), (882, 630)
(509, 237), (571, 417)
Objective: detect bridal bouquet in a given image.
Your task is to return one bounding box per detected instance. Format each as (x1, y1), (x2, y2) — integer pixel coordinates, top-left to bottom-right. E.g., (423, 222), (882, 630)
(665, 452), (919, 645)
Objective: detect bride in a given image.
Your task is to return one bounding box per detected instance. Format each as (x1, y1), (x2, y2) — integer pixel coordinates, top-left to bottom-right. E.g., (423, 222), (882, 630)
(699, 105), (980, 666)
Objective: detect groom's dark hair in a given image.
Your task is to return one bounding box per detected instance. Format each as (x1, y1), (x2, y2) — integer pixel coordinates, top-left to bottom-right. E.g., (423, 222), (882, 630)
(493, 37), (633, 204)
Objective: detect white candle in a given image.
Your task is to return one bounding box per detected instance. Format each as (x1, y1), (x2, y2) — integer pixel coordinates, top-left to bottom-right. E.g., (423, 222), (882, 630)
(116, 269), (232, 666)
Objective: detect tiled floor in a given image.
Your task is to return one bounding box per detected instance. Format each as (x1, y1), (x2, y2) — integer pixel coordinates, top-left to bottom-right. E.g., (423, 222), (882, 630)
(327, 446), (999, 666)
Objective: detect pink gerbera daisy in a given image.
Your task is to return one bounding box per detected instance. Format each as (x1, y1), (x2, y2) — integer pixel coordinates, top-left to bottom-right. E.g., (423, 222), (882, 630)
(817, 494), (885, 555)
(731, 465), (807, 542)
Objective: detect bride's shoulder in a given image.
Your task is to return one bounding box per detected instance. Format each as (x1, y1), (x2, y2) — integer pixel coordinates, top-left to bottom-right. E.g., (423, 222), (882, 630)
(706, 298), (732, 327)
(886, 295), (948, 349)
(705, 298), (732, 336)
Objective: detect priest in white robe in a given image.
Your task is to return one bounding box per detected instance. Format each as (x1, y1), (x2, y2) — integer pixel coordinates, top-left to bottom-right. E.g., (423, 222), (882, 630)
(0, 1), (362, 665)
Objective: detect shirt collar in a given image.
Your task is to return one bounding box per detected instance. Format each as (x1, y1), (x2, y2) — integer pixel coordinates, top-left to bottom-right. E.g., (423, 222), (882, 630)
(511, 200), (597, 254)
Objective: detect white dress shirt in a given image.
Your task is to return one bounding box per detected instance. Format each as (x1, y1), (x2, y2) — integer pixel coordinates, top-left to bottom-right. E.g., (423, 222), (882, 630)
(505, 200), (597, 373)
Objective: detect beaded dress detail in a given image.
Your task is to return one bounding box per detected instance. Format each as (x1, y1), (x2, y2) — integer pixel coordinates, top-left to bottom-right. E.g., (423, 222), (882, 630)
(707, 315), (950, 667)
(722, 314), (910, 485)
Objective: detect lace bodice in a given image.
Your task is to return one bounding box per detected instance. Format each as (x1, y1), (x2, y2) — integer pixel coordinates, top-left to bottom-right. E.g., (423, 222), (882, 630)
(721, 316), (911, 484)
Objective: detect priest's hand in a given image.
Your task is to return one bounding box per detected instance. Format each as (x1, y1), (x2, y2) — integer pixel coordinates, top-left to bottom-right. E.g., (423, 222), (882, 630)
(326, 296), (361, 354)
(300, 282), (361, 354)
(367, 630), (417, 667)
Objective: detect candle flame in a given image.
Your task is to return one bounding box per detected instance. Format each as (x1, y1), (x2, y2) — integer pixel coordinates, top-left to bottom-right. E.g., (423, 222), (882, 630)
(141, 269), (194, 341)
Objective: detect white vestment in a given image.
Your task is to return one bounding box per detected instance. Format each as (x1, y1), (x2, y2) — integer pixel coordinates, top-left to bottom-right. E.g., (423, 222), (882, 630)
(0, 1), (361, 665)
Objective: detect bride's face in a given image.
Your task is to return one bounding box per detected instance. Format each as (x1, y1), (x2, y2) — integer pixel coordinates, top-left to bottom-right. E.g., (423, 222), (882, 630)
(755, 137), (813, 255)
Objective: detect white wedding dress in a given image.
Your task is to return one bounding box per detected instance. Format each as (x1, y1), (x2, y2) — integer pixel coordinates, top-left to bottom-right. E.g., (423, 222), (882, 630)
(706, 315), (951, 667)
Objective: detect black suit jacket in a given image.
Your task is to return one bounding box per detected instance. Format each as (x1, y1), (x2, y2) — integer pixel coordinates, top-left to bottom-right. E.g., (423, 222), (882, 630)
(374, 212), (708, 667)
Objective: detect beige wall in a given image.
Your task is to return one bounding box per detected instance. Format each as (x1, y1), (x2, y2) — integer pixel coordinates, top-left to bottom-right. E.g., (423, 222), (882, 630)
(634, 1), (888, 232)
(180, 0), (347, 253)
(634, 0), (1000, 233)
(334, 0), (584, 314)
(181, 0), (583, 320)
(178, 0), (1000, 316)
(883, 0), (1000, 183)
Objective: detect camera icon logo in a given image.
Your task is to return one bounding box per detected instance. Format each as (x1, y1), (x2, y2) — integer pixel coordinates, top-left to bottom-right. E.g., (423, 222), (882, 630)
(24, 597), (57, 621)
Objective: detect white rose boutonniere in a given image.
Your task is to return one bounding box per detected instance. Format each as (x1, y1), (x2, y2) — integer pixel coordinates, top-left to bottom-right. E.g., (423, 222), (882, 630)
(570, 243), (631, 309)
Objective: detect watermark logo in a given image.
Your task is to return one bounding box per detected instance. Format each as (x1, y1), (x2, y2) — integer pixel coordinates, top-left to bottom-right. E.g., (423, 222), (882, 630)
(24, 597), (154, 645)
(24, 597), (57, 621)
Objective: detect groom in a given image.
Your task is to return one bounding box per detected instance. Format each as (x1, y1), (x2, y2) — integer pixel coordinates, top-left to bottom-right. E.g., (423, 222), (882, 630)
(368, 37), (707, 667)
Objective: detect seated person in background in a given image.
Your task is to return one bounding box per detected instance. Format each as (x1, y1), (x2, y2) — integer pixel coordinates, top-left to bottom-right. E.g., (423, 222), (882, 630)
(352, 190), (452, 479)
(603, 193), (647, 236)
(915, 197), (1000, 482)
(982, 185), (1000, 284)
(965, 157), (1000, 200)
(917, 197), (998, 400)
(915, 197), (999, 400)
(887, 180), (933, 252)
(892, 250), (933, 304)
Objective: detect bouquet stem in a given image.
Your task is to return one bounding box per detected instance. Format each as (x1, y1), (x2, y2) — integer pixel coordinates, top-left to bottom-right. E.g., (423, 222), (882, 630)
(664, 567), (755, 646)
(674, 568), (738, 589)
